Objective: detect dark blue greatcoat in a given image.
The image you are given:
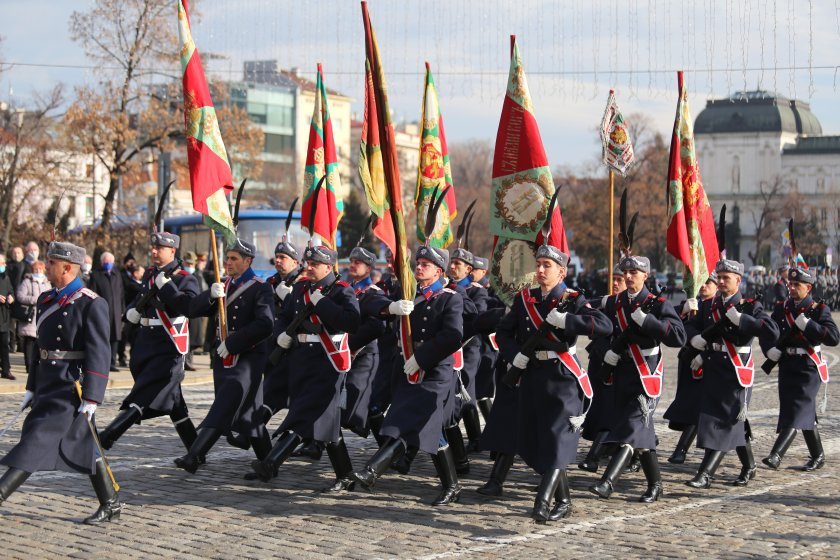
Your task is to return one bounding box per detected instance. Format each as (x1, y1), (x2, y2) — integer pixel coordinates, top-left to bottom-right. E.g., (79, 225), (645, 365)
(686, 291), (778, 451)
(497, 284), (612, 473)
(368, 274), (400, 415)
(124, 262), (199, 418)
(342, 278), (389, 437)
(761, 296), (838, 431)
(602, 288), (686, 450)
(186, 269), (274, 437)
(382, 283), (463, 454)
(581, 294), (618, 441)
(474, 308), (515, 452)
(274, 273), (359, 443)
(446, 280), (478, 425)
(261, 268), (300, 415)
(1, 279), (111, 474)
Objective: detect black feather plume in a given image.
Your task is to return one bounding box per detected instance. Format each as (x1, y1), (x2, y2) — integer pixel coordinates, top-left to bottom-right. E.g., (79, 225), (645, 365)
(717, 204), (727, 258)
(627, 212), (638, 254)
(463, 210), (475, 252)
(357, 214), (375, 247)
(233, 178), (248, 228)
(540, 186), (561, 245)
(284, 197), (299, 241)
(424, 184), (452, 243)
(618, 188), (630, 256)
(154, 180), (175, 232)
(788, 218), (798, 266)
(455, 199), (477, 247)
(307, 175), (327, 242)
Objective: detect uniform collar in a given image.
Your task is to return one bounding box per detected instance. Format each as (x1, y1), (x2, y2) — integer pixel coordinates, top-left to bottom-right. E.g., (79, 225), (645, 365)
(351, 276), (373, 294)
(230, 267), (255, 289)
(417, 278), (444, 300)
(310, 271), (335, 291)
(283, 266), (301, 283)
(49, 276), (84, 305)
(539, 281), (566, 302)
(454, 276), (471, 288)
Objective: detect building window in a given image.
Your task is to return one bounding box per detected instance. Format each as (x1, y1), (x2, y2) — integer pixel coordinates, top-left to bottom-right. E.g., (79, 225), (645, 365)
(731, 155), (740, 192)
(264, 132), (294, 154)
(817, 177), (826, 192)
(820, 208), (828, 230)
(86, 163), (94, 178)
(85, 196), (95, 220)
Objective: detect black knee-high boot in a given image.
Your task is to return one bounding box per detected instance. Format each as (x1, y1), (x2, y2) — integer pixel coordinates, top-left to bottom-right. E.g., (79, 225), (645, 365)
(579, 430), (610, 472)
(249, 426), (272, 461)
(445, 426), (470, 475)
(248, 431), (303, 482)
(477, 398), (493, 422)
(548, 469), (572, 521)
(431, 445), (463, 506)
(462, 407), (483, 453)
(174, 427), (223, 474)
(322, 436), (355, 493)
(352, 437), (406, 490)
(532, 469), (563, 523)
(477, 453), (515, 497)
(0, 468), (31, 505)
(668, 425), (697, 464)
(802, 427), (825, 471)
(686, 449), (725, 489)
(367, 411), (387, 447)
(84, 460), (121, 524)
(639, 450), (663, 503)
(732, 440), (756, 486)
(589, 445), (633, 499)
(390, 445), (418, 474)
(98, 407), (142, 450)
(762, 428), (796, 470)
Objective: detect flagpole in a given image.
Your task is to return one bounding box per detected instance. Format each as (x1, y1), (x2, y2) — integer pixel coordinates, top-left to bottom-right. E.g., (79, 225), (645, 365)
(209, 229), (227, 341)
(608, 170), (615, 295)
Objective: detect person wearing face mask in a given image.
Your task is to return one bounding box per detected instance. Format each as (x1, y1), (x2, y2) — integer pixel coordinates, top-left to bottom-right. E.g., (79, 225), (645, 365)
(7, 247), (25, 354)
(22, 241), (40, 275)
(15, 260), (50, 375)
(80, 256), (93, 283)
(118, 253), (142, 368)
(87, 252), (125, 372)
(0, 254), (15, 380)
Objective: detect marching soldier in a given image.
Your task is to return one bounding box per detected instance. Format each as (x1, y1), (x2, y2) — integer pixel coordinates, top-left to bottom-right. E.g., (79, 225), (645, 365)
(761, 266), (838, 471)
(97, 232), (200, 453)
(471, 255), (501, 429)
(663, 273), (719, 464)
(497, 243), (612, 522)
(367, 250), (400, 446)
(590, 254), (686, 503)
(684, 258), (778, 489)
(248, 244), (360, 491)
(351, 245), (465, 506)
(173, 238), (275, 473)
(0, 242), (120, 524)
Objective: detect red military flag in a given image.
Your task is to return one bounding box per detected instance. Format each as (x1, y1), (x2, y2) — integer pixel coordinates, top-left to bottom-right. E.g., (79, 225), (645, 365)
(177, 0), (235, 242)
(666, 71), (720, 298)
(300, 63), (343, 248)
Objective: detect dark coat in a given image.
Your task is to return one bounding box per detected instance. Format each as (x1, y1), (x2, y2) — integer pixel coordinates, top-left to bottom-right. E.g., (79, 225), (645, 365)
(497, 284), (613, 473)
(368, 275), (400, 414)
(261, 269), (300, 415)
(275, 273), (360, 442)
(88, 269), (125, 342)
(0, 273), (13, 332)
(762, 295), (839, 431)
(581, 294), (618, 440)
(686, 291), (778, 451)
(188, 271), (209, 348)
(1, 281), (111, 474)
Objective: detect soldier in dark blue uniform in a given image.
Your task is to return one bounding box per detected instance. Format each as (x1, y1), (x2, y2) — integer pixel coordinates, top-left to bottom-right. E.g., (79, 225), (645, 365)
(248, 245), (360, 491)
(367, 254), (400, 446)
(97, 232), (200, 452)
(470, 256), (502, 426)
(173, 238), (275, 473)
(497, 244), (612, 522)
(663, 273), (718, 465)
(579, 266), (625, 472)
(590, 255), (686, 503)
(352, 245), (465, 506)
(0, 242), (119, 524)
(761, 267), (838, 472)
(684, 259), (778, 489)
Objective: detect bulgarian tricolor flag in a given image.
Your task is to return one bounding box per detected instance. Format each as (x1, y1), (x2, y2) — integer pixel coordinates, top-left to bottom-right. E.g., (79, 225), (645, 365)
(415, 62), (457, 248)
(666, 71), (719, 298)
(177, 0), (235, 242)
(300, 63), (343, 248)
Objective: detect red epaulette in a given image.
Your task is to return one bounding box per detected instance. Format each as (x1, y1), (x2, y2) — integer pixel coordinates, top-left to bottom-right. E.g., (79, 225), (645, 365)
(657, 297), (666, 302)
(177, 269), (190, 276)
(336, 280), (349, 287)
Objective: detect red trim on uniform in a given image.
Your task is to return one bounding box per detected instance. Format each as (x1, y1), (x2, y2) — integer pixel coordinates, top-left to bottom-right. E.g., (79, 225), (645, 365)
(85, 369), (108, 379)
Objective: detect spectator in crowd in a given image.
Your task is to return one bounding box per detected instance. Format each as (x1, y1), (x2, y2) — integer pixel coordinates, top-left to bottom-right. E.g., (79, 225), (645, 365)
(88, 251), (125, 372)
(0, 254), (15, 380)
(23, 241), (40, 275)
(118, 253), (143, 367)
(15, 260), (50, 374)
(81, 255), (94, 283)
(183, 251), (207, 371)
(7, 246), (26, 353)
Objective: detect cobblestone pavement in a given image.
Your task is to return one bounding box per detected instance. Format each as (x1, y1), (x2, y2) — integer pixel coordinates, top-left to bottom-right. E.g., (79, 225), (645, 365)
(0, 341), (838, 559)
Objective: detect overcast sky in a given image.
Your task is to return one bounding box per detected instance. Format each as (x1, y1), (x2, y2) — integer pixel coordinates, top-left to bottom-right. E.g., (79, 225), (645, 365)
(3, 0), (839, 174)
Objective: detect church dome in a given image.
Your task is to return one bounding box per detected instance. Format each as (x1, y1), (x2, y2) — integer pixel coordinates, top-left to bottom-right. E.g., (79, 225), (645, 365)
(695, 91), (822, 136)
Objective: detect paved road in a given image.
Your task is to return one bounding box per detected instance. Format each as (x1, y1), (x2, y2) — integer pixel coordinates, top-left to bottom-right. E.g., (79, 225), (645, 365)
(0, 342), (837, 559)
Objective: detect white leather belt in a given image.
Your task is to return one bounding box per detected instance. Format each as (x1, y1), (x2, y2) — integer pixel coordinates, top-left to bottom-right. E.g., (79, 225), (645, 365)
(534, 346), (576, 361)
(298, 333), (344, 344)
(712, 343), (751, 353)
(140, 316), (187, 327)
(40, 350), (85, 360)
(626, 346), (660, 357)
(785, 345), (821, 355)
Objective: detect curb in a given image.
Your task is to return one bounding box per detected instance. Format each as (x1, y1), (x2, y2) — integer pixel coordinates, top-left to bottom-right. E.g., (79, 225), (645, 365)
(0, 372), (215, 395)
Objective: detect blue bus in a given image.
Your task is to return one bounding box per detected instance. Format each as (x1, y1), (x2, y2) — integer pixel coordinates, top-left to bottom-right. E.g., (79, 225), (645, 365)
(163, 209), (305, 278)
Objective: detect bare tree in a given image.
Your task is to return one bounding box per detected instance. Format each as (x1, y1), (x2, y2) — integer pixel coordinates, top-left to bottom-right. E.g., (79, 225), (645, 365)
(747, 176), (787, 266)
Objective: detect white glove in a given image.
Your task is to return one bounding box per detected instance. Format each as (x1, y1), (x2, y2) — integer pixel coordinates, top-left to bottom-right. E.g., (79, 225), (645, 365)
(274, 282), (292, 301)
(690, 354), (704, 371)
(388, 300), (414, 316)
(682, 298), (698, 315)
(154, 272), (171, 290)
(603, 349), (620, 366)
(725, 306), (742, 326)
(210, 282), (226, 300)
(78, 401), (97, 417)
(512, 352), (530, 369)
(19, 390), (33, 411)
(126, 308), (141, 324)
(631, 308), (648, 327)
(766, 347), (783, 361)
(795, 314), (810, 331)
(546, 309), (567, 329)
(690, 334), (707, 350)
(277, 332), (293, 349)
(403, 354), (420, 375)
(309, 289), (325, 306)
(217, 341), (230, 359)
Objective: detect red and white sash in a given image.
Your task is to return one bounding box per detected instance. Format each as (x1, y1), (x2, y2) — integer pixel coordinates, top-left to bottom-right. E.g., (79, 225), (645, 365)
(304, 290), (350, 373)
(400, 287), (449, 384)
(520, 289), (593, 399)
(487, 333), (499, 351)
(784, 308), (829, 383)
(156, 308), (189, 355)
(616, 300), (663, 398)
(711, 306), (754, 388)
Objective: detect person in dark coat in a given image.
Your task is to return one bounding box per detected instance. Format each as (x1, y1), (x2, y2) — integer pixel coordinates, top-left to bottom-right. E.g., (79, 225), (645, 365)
(173, 239), (275, 473)
(118, 253), (142, 367)
(470, 256), (500, 421)
(590, 255), (686, 503)
(7, 247), (25, 354)
(774, 266), (790, 303)
(0, 241), (119, 524)
(367, 265), (400, 445)
(663, 273), (718, 464)
(761, 267), (839, 472)
(87, 251), (125, 372)
(578, 266), (626, 472)
(96, 233), (200, 454)
(248, 244), (360, 490)
(684, 259), (779, 489)
(0, 254), (15, 379)
(497, 244), (612, 522)
(182, 251), (208, 371)
(351, 245), (465, 506)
